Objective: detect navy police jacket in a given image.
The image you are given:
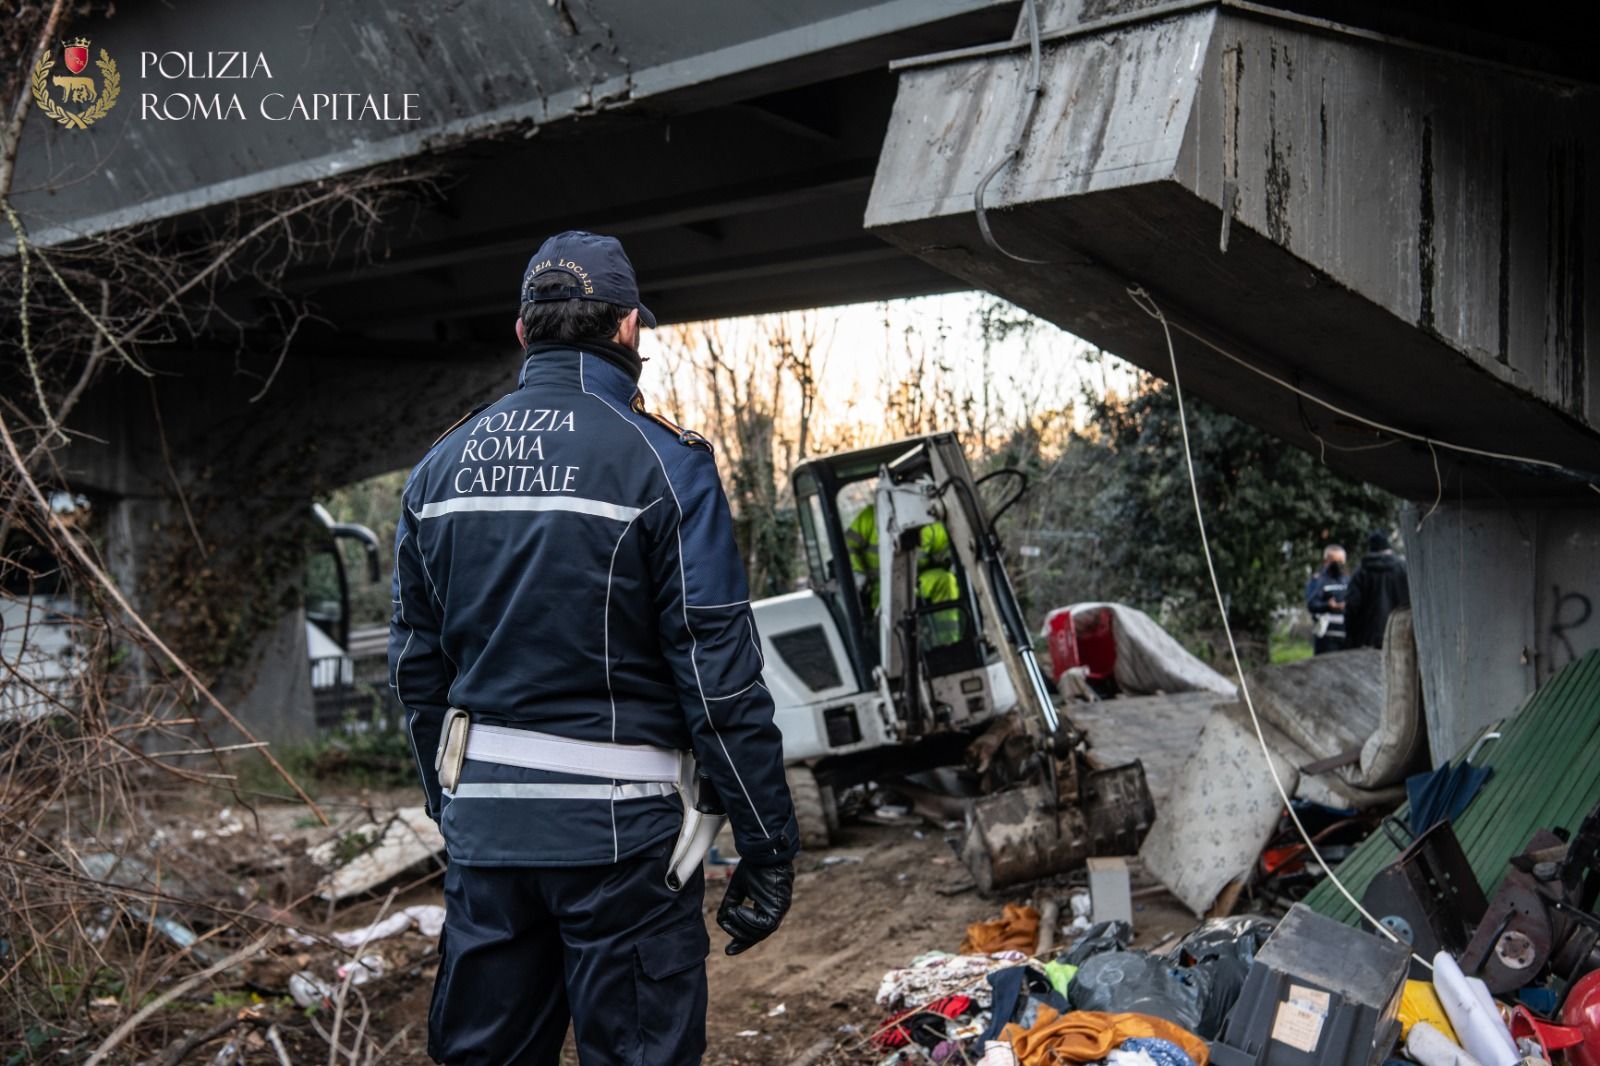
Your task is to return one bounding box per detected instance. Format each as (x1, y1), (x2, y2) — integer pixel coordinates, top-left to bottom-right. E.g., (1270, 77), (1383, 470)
(387, 343), (798, 867)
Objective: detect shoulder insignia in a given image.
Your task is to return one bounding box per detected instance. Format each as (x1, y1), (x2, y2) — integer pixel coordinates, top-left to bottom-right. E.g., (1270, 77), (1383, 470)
(431, 402), (491, 447)
(631, 392), (713, 452)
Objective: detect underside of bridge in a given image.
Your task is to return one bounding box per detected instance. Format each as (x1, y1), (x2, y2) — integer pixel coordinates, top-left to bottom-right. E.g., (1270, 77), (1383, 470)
(14, 0), (1025, 741)
(9, 0), (1597, 746)
(865, 1), (1599, 756)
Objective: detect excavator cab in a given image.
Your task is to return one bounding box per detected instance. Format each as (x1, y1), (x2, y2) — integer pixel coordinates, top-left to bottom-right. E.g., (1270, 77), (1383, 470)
(754, 433), (1156, 886)
(790, 435), (1033, 737)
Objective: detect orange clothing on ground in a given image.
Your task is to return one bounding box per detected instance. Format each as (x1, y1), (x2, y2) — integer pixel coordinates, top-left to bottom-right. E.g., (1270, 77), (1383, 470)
(1001, 1007), (1210, 1066)
(960, 904), (1041, 955)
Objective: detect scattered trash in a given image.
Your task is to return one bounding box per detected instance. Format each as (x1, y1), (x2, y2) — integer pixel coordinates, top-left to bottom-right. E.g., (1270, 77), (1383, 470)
(978, 965), (1069, 1045)
(1360, 818), (1484, 973)
(960, 904), (1040, 955)
(331, 903), (445, 947)
(767, 1003), (787, 1017)
(1042, 961), (1076, 998)
(1404, 1020), (1476, 1066)
(1211, 905), (1410, 1066)
(1305, 651), (1600, 926)
(805, 656), (1600, 1066)
(1001, 1004), (1209, 1066)
(1059, 920), (1131, 966)
(1142, 634), (1425, 916)
(288, 971), (333, 1009)
(1431, 951), (1519, 1066)
(76, 852), (221, 961)
(1087, 856), (1134, 927)
(1562, 969), (1600, 1066)
(336, 953), (387, 986)
(876, 951), (1030, 1011)
(871, 993), (973, 1050)
(308, 806), (445, 900)
(1168, 916), (1276, 1039)
(1040, 603), (1238, 699)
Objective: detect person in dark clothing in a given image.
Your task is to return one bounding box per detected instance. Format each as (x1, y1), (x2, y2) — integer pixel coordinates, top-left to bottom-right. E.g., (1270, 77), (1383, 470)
(1343, 531), (1410, 648)
(390, 231), (797, 1065)
(1305, 544), (1348, 654)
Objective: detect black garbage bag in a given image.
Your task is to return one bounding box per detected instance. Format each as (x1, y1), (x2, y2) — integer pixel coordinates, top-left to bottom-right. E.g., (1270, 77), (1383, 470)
(1068, 950), (1210, 1033)
(1168, 916), (1276, 968)
(1168, 915), (1277, 1038)
(1058, 920), (1132, 966)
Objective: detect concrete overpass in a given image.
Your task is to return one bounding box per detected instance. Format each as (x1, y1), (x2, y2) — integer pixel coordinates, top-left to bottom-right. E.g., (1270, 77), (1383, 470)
(863, 0), (1598, 757)
(9, 0), (1597, 751)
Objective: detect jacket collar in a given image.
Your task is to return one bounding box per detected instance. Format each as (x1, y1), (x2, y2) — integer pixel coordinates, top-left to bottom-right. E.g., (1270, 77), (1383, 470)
(518, 344), (639, 404)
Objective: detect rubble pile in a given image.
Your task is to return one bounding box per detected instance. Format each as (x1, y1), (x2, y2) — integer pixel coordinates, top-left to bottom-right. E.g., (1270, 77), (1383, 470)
(3, 792), (448, 1063)
(861, 867), (1599, 1066)
(855, 650), (1600, 1066)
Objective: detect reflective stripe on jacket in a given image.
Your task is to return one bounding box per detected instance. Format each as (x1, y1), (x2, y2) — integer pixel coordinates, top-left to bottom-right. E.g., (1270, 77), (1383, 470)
(388, 345), (797, 867)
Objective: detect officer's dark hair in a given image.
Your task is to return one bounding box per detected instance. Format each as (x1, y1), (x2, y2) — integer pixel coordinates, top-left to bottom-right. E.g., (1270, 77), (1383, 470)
(519, 272), (627, 345)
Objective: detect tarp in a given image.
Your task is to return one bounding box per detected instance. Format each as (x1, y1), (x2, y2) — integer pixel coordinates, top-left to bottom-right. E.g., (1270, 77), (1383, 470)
(1041, 603), (1237, 699)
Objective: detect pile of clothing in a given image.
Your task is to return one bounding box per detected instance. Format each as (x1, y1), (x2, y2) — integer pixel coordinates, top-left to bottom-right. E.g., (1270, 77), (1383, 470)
(868, 907), (1276, 1065)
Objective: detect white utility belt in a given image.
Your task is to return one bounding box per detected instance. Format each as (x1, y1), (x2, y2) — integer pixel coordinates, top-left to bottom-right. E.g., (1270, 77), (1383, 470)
(433, 709), (725, 892)
(436, 709), (685, 800)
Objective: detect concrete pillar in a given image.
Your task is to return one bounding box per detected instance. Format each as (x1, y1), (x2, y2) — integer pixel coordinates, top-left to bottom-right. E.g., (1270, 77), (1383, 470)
(59, 340), (510, 746)
(1408, 500), (1600, 764)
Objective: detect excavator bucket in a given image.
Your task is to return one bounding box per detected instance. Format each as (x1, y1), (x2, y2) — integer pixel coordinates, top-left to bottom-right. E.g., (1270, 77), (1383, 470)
(959, 755), (1156, 893)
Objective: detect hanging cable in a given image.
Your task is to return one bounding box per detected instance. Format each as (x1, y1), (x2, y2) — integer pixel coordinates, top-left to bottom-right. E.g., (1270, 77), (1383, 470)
(1132, 282), (1433, 970)
(1126, 287), (1600, 494)
(973, 0), (1049, 264)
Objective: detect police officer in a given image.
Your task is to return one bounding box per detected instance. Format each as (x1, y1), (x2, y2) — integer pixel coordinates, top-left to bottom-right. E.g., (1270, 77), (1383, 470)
(1305, 544), (1348, 654)
(389, 230), (798, 1065)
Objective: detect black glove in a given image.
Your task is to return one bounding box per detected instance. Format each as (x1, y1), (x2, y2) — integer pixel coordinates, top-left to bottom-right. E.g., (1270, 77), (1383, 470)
(716, 860), (794, 956)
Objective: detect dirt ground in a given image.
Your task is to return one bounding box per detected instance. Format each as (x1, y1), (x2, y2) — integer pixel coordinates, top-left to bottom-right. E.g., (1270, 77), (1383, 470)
(697, 820), (1198, 1065)
(107, 695), (1215, 1064)
(191, 787), (1199, 1066)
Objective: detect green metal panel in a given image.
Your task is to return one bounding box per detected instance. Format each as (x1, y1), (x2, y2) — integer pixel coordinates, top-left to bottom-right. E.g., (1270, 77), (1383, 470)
(1304, 650), (1600, 925)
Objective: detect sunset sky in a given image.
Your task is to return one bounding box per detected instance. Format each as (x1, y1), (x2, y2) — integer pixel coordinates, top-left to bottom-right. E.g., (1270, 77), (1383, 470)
(636, 292), (1142, 454)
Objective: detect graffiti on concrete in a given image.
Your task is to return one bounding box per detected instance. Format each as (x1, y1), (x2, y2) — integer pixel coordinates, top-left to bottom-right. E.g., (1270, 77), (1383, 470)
(1548, 584), (1594, 675)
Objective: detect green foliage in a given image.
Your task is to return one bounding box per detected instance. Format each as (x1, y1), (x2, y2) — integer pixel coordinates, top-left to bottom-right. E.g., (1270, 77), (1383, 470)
(979, 367), (1396, 662)
(209, 989), (264, 1010)
(329, 829), (377, 866)
(237, 720), (418, 796)
(5, 1024), (54, 1066)
(1270, 636), (1315, 664)
(1082, 382), (1397, 653)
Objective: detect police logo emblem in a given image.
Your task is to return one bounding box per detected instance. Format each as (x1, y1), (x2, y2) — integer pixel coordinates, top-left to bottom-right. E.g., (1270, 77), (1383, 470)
(32, 36), (121, 130)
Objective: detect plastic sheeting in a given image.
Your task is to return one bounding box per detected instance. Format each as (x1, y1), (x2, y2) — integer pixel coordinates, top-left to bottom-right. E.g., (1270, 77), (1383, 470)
(1041, 604), (1237, 698)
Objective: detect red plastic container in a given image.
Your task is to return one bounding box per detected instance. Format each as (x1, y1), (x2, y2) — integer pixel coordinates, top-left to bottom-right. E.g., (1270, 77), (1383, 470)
(1073, 606), (1118, 682)
(1046, 609), (1081, 682)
